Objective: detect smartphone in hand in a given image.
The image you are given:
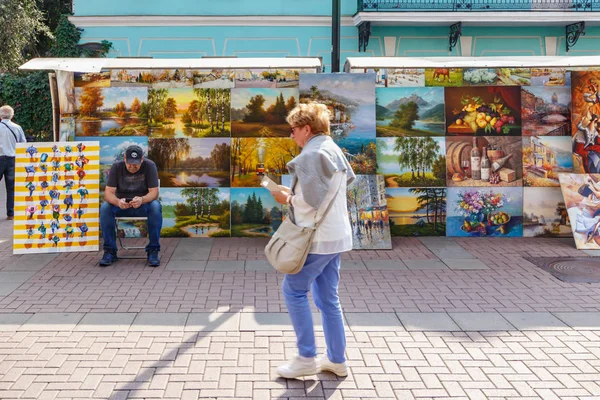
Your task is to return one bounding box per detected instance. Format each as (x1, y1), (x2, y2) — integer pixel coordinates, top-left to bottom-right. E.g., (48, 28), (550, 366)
(260, 175), (281, 192)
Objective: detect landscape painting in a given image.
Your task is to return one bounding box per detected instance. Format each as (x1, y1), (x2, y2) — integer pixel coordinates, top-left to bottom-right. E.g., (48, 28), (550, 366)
(159, 188), (230, 238)
(522, 86), (571, 136)
(463, 68), (498, 86)
(447, 187), (523, 237)
(110, 70), (152, 87)
(149, 69), (193, 88)
(230, 138), (298, 187)
(347, 175), (392, 249)
(559, 173), (600, 249)
(531, 68), (568, 86)
(231, 88), (298, 137)
(376, 68), (425, 87)
(424, 68), (463, 87)
(230, 187), (282, 237)
(75, 87), (149, 136)
(148, 138), (230, 187)
(386, 188), (446, 237)
(57, 71), (75, 114)
(522, 136), (573, 187)
(496, 68), (531, 86)
(192, 69), (235, 88)
(523, 187), (572, 238)
(445, 86), (522, 136)
(376, 87), (444, 136)
(234, 69), (277, 88)
(377, 137), (445, 187)
(570, 71), (600, 174)
(276, 69), (311, 88)
(148, 88), (231, 138)
(300, 73), (376, 139)
(74, 72), (110, 88)
(75, 136), (148, 189)
(335, 138), (377, 174)
(446, 136), (522, 187)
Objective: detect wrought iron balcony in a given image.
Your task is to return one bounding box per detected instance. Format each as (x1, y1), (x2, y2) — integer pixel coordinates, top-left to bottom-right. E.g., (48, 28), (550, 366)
(358, 0), (599, 12)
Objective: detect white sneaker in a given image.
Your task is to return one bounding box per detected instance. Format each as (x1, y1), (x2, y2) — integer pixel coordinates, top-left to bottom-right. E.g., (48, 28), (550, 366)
(317, 354), (348, 377)
(276, 355), (317, 379)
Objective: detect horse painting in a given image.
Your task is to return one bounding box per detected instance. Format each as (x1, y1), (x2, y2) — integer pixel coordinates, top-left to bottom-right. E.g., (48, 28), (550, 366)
(433, 68), (450, 82)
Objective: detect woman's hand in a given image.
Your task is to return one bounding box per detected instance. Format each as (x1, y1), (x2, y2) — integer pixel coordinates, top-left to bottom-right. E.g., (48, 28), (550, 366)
(271, 190), (290, 205)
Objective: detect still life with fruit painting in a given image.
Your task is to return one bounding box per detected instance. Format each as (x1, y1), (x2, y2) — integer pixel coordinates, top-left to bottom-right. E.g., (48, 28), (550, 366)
(447, 187), (523, 237)
(445, 86), (522, 136)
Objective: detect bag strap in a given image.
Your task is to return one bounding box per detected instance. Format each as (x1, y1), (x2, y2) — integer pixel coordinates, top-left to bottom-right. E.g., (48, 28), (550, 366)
(0, 122), (19, 144)
(313, 172), (345, 229)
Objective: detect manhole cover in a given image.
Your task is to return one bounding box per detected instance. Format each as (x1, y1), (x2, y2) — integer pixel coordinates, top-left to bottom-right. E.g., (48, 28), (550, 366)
(525, 257), (600, 283)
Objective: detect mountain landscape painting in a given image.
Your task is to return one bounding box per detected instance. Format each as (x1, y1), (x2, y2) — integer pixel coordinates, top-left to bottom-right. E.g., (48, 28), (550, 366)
(376, 87), (445, 136)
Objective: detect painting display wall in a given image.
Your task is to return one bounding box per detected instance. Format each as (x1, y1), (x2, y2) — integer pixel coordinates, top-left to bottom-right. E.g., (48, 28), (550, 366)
(55, 66), (600, 242)
(13, 142), (100, 254)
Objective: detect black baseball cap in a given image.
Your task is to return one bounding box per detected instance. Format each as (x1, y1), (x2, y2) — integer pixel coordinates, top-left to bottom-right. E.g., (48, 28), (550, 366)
(125, 145), (144, 165)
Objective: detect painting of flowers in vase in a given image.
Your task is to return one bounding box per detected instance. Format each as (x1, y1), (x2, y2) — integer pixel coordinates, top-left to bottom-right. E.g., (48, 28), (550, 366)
(447, 187), (523, 237)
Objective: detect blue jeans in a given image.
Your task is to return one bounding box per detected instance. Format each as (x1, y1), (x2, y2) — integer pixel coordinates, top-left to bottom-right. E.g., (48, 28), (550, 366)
(0, 156), (15, 217)
(100, 200), (162, 253)
(282, 253), (346, 363)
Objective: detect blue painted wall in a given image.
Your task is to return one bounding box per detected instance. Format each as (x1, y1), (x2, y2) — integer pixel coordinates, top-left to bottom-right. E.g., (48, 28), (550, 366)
(74, 0), (357, 16)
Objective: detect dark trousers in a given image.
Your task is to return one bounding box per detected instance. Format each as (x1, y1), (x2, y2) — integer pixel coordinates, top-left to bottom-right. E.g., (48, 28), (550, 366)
(100, 200), (163, 253)
(0, 156), (16, 217)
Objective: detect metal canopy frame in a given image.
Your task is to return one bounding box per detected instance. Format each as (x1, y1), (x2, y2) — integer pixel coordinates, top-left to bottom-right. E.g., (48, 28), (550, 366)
(19, 57), (324, 73)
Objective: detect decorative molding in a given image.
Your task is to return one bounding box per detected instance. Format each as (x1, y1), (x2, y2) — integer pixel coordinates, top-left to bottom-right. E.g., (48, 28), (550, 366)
(460, 36), (473, 57)
(473, 36), (543, 56)
(384, 36), (396, 56)
(137, 38), (216, 57)
(545, 36), (558, 56)
(223, 38), (301, 57)
(70, 15), (355, 27)
(354, 11), (600, 26)
(557, 35), (600, 55)
(396, 36), (450, 57)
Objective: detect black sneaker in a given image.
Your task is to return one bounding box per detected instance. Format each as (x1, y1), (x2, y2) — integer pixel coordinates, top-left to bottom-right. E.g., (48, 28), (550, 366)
(99, 251), (118, 267)
(147, 250), (160, 267)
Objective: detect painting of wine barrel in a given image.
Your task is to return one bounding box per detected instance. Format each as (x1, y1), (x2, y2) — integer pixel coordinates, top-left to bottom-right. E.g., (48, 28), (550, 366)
(446, 140), (472, 176)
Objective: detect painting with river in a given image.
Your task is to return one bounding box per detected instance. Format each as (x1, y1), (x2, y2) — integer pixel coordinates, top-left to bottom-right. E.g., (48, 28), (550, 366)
(149, 138), (230, 187)
(159, 188), (230, 237)
(376, 87), (445, 137)
(75, 87), (149, 136)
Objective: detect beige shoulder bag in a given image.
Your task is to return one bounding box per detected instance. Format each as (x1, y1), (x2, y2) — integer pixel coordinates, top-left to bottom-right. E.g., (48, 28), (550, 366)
(265, 174), (343, 274)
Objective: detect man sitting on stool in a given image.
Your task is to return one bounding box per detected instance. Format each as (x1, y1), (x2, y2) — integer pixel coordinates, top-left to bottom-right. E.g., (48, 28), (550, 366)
(99, 145), (162, 267)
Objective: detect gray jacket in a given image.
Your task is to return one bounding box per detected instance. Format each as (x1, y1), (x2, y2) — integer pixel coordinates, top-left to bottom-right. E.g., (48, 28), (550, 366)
(286, 135), (356, 210)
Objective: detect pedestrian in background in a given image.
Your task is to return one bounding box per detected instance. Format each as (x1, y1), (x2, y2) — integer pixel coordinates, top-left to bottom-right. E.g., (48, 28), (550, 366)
(0, 105), (27, 220)
(269, 102), (355, 379)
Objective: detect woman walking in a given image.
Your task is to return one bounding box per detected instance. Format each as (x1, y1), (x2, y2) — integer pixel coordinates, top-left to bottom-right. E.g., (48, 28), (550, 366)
(269, 102), (355, 379)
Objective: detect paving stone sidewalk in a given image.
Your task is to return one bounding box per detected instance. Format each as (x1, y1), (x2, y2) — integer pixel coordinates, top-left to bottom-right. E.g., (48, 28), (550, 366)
(2, 185), (600, 399)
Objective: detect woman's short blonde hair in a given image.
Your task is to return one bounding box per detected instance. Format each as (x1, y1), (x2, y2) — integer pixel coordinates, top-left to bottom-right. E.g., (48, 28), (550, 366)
(286, 102), (331, 135)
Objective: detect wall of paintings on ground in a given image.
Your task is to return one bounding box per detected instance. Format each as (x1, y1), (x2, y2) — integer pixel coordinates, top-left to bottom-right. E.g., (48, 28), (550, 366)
(57, 65), (600, 247)
(371, 66), (582, 240)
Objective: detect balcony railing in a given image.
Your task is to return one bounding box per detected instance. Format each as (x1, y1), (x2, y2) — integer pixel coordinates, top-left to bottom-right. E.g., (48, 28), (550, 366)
(358, 0), (599, 11)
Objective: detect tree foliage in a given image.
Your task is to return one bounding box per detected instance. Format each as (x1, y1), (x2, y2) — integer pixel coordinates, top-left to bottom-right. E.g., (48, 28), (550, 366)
(0, 10), (112, 141)
(0, 0), (51, 73)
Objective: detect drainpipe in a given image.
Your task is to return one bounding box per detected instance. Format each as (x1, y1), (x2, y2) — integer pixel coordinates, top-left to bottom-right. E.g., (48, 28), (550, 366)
(332, 0), (341, 72)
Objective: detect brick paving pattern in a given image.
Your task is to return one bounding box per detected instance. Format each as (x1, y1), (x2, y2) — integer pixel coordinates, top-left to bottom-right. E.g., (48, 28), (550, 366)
(2, 184), (600, 399)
